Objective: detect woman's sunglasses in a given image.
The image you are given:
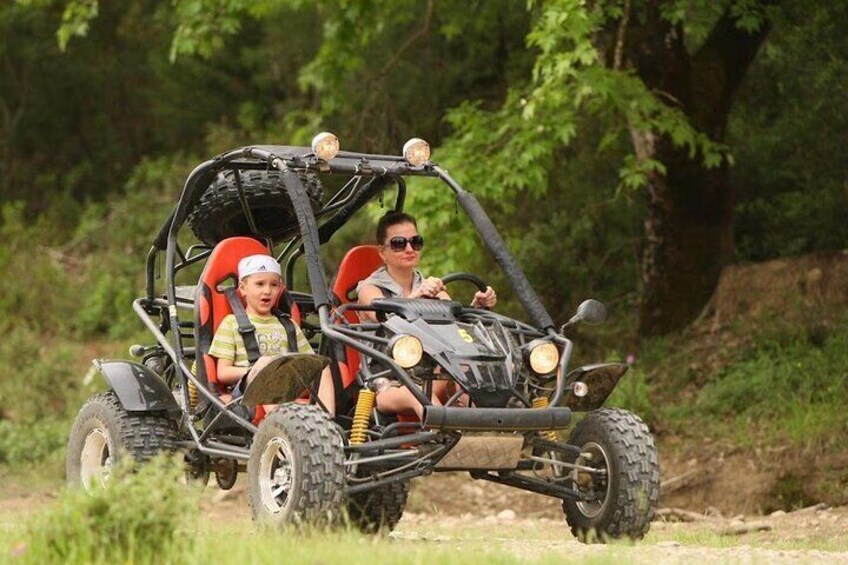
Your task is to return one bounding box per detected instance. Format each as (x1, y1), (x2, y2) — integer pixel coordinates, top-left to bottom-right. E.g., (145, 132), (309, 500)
(386, 235), (424, 252)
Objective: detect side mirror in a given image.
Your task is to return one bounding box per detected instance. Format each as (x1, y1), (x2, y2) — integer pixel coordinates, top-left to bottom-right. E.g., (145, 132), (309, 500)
(562, 299), (607, 330)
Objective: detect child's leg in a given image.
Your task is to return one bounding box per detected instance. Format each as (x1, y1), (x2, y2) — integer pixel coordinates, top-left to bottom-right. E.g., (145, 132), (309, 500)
(433, 380), (470, 407)
(375, 384), (442, 419)
(317, 366), (335, 416)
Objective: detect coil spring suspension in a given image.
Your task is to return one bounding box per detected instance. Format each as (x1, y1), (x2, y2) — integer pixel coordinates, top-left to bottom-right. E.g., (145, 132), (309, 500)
(350, 389), (375, 445)
(532, 396), (558, 442)
(187, 379), (198, 412)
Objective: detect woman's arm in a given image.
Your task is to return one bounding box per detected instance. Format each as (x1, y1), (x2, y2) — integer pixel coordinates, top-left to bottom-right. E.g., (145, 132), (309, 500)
(356, 284), (385, 322)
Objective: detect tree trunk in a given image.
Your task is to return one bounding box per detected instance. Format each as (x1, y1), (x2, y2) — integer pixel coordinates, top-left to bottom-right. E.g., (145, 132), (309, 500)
(625, 4), (771, 336)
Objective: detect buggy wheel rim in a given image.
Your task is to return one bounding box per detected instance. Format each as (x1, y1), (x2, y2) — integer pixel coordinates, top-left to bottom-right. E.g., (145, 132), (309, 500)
(574, 441), (611, 519)
(80, 428), (111, 490)
(258, 437), (295, 515)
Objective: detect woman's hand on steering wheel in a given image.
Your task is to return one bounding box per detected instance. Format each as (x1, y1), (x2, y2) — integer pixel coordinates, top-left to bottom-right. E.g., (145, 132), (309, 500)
(409, 276), (445, 299)
(471, 286), (497, 309)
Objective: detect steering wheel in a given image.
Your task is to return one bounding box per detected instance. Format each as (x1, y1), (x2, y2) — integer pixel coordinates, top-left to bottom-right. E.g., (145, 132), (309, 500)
(441, 272), (490, 308)
(441, 272), (488, 292)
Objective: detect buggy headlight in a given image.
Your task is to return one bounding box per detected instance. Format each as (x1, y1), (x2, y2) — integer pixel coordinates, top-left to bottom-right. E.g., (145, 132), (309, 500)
(390, 335), (423, 368)
(312, 132), (340, 161)
(403, 138), (430, 166)
(528, 341), (560, 374)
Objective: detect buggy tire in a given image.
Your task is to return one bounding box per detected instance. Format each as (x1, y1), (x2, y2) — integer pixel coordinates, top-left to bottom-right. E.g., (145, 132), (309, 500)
(345, 479), (410, 534)
(562, 408), (659, 543)
(66, 392), (178, 491)
(247, 403), (344, 526)
(187, 169), (323, 245)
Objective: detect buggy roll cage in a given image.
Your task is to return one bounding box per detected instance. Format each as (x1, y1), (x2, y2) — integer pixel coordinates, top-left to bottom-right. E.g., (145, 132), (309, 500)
(137, 145), (575, 448)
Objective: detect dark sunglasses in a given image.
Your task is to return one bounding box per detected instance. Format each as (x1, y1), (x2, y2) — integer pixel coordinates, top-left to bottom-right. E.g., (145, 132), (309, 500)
(386, 235), (424, 252)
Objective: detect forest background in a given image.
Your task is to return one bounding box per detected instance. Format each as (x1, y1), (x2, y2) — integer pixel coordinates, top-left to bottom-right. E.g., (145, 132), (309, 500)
(0, 0), (846, 510)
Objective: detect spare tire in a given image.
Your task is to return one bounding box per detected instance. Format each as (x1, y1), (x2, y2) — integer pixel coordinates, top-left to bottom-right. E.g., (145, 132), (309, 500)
(188, 169), (323, 245)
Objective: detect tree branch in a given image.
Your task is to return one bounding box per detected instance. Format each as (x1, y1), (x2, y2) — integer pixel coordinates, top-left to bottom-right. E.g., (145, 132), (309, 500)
(613, 0), (631, 71)
(377, 0), (434, 79)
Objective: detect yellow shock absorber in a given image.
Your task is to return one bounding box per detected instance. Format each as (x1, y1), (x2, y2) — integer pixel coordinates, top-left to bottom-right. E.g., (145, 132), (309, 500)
(187, 379), (198, 412)
(350, 389), (375, 445)
(532, 396), (558, 442)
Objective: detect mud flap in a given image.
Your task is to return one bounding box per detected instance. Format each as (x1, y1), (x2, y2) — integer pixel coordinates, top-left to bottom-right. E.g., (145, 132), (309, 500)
(95, 359), (181, 415)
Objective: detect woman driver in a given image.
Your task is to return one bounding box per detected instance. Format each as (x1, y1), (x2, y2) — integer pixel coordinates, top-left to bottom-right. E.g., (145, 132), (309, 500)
(356, 211), (497, 417)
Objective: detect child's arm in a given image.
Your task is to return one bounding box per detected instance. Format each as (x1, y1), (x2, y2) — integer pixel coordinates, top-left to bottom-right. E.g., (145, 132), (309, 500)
(217, 358), (249, 386)
(209, 315), (248, 387)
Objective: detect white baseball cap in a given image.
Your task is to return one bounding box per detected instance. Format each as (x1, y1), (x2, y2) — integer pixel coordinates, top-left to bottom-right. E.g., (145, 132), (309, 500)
(238, 254), (281, 281)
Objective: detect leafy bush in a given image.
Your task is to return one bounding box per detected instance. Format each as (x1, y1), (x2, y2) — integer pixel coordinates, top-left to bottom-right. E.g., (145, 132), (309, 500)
(0, 418), (68, 468)
(19, 456), (197, 564)
(665, 321), (848, 447)
(0, 325), (91, 421)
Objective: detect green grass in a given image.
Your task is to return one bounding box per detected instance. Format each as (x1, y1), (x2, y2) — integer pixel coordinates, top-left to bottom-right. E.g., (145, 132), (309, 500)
(4, 456), (847, 565)
(630, 317), (848, 450)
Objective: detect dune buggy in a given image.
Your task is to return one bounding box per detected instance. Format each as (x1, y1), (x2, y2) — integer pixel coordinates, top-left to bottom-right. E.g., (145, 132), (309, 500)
(67, 134), (659, 541)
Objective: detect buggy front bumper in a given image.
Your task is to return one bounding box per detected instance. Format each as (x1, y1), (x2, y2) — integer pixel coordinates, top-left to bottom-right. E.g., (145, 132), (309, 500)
(423, 406), (571, 431)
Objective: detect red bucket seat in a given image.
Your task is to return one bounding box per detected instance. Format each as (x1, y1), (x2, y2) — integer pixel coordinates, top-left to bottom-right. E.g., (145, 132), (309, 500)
(194, 237), (301, 424)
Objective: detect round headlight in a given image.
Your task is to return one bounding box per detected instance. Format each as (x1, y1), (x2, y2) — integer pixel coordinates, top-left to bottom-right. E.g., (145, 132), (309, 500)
(311, 132), (340, 161)
(402, 138), (431, 166)
(390, 335), (423, 369)
(529, 342), (560, 374)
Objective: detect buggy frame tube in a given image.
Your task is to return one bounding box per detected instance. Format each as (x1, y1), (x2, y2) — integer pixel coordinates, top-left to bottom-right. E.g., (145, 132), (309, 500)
(435, 166), (556, 332)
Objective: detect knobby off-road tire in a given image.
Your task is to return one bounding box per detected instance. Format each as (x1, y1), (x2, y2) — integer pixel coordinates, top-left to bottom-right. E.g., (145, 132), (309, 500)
(562, 408), (659, 543)
(247, 403), (344, 526)
(187, 169), (323, 246)
(66, 392), (178, 491)
(345, 479), (410, 534)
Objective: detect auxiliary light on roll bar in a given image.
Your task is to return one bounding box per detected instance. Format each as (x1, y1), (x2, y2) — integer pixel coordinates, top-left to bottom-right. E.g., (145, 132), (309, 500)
(311, 132), (340, 161)
(403, 137), (430, 166)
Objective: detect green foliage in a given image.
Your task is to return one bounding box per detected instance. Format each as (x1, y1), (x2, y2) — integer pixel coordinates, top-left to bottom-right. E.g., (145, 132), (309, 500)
(0, 203), (78, 334)
(57, 0), (97, 51)
(170, 0), (247, 62)
(605, 365), (657, 426)
(0, 325), (88, 421)
(730, 0), (848, 261)
(695, 326), (848, 418)
(654, 319), (848, 449)
(20, 456), (197, 564)
(0, 418), (68, 467)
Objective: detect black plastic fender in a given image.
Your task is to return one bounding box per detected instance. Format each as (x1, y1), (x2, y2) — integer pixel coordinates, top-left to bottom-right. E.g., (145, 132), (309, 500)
(560, 362), (629, 411)
(94, 359), (181, 416)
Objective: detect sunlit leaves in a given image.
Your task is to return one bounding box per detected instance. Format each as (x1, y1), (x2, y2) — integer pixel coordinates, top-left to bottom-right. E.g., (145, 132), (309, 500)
(57, 0), (97, 51)
(170, 0), (246, 62)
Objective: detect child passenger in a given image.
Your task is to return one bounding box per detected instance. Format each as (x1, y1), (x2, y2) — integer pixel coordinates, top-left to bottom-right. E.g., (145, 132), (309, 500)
(208, 254), (335, 415)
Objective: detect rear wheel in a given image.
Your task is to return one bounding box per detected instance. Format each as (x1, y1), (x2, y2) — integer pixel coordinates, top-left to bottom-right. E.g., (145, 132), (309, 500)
(66, 392), (178, 491)
(562, 408), (659, 543)
(247, 404), (344, 526)
(346, 479), (410, 533)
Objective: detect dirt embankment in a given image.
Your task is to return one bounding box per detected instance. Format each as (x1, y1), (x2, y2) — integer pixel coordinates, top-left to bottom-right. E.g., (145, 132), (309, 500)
(653, 251), (848, 515)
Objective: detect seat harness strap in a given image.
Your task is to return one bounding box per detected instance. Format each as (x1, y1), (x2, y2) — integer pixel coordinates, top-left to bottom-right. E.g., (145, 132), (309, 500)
(223, 287), (261, 364)
(271, 307), (299, 354)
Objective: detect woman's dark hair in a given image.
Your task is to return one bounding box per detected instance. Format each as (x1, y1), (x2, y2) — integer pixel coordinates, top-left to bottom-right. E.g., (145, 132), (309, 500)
(376, 211), (417, 243)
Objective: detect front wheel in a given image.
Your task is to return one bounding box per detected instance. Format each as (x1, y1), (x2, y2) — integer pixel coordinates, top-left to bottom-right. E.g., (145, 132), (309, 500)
(66, 392), (178, 491)
(562, 408), (659, 543)
(247, 403), (344, 526)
